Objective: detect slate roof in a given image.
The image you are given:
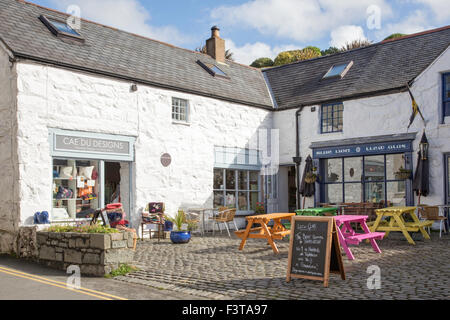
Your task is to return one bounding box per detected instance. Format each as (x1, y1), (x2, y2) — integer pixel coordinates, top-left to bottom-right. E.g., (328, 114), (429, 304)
(0, 0), (273, 109)
(263, 26), (450, 109)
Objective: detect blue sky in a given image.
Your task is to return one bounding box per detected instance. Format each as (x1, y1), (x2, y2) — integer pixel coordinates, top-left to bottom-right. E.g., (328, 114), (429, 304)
(28, 0), (450, 65)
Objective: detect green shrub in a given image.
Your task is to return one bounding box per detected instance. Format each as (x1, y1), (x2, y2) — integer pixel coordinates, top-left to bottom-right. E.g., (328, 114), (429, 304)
(46, 223), (119, 234)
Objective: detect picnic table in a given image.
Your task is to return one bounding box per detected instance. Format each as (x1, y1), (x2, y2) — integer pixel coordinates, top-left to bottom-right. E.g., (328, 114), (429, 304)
(235, 213), (295, 254)
(370, 206), (433, 245)
(334, 215), (385, 260)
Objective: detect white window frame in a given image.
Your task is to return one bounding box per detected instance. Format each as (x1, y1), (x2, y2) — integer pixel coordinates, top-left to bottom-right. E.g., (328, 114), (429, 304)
(171, 97), (189, 123)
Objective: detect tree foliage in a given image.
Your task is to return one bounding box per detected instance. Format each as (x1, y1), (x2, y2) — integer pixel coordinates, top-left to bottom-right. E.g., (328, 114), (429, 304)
(321, 46), (340, 56)
(383, 33), (407, 41)
(195, 45), (234, 61)
(339, 39), (373, 52)
(250, 57), (274, 68)
(273, 48), (321, 66)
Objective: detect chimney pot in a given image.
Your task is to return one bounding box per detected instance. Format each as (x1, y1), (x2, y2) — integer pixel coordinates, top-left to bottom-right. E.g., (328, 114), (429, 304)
(206, 26), (225, 63)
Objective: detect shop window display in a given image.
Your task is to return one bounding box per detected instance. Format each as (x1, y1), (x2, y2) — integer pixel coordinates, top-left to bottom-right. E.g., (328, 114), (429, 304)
(52, 159), (99, 220)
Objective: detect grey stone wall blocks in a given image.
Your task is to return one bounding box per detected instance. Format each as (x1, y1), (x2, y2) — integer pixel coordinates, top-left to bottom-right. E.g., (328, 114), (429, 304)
(22, 230), (135, 277)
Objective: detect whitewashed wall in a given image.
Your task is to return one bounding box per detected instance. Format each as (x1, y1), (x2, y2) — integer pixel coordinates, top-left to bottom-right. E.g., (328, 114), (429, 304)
(273, 47), (450, 210)
(14, 61), (273, 231)
(0, 46), (19, 252)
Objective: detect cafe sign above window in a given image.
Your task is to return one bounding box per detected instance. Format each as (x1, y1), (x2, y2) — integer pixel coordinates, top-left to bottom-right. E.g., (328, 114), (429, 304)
(312, 141), (412, 159)
(49, 129), (135, 161)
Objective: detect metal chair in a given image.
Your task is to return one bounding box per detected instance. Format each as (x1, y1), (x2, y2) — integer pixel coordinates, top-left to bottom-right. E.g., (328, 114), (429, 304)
(210, 207), (238, 237)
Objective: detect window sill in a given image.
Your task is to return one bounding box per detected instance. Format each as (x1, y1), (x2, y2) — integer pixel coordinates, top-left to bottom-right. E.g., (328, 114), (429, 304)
(320, 131), (343, 135)
(172, 120), (191, 126)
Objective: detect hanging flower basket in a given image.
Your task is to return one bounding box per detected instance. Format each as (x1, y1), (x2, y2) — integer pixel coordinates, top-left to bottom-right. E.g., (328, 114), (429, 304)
(305, 172), (317, 183)
(394, 168), (412, 180)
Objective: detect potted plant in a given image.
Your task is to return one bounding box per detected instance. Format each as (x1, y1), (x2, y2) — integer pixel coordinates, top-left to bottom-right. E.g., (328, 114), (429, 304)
(255, 202), (265, 214)
(167, 210), (191, 244)
(305, 172), (317, 183)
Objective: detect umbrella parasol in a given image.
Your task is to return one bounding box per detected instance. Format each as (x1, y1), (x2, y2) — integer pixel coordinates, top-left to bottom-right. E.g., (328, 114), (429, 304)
(299, 155), (316, 209)
(413, 132), (429, 204)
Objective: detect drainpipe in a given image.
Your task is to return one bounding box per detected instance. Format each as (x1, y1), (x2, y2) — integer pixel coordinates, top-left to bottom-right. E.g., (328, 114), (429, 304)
(292, 106), (305, 210)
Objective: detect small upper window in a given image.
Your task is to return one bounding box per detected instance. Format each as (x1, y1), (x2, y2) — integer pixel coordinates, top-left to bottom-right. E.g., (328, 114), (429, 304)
(321, 103), (344, 133)
(39, 15), (84, 42)
(197, 60), (229, 78)
(323, 61), (353, 79)
(172, 97), (189, 123)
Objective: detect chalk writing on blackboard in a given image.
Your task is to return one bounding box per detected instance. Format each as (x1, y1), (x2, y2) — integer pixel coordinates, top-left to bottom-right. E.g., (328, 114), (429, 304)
(287, 216), (345, 287)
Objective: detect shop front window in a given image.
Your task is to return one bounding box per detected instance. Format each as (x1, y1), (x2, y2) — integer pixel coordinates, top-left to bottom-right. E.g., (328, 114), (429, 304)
(321, 153), (407, 206)
(52, 159), (99, 220)
(213, 168), (260, 211)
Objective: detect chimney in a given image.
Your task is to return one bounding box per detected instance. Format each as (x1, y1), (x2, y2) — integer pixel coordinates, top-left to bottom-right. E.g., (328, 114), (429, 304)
(206, 26), (225, 63)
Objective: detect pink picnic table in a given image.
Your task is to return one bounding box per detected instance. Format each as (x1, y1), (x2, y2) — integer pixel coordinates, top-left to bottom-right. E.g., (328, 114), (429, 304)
(334, 215), (385, 260)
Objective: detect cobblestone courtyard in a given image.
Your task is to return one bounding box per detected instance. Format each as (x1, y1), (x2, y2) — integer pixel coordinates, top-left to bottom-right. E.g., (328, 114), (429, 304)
(115, 232), (450, 300)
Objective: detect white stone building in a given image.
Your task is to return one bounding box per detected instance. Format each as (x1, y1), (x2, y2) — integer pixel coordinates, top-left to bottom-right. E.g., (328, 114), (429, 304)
(0, 0), (449, 253)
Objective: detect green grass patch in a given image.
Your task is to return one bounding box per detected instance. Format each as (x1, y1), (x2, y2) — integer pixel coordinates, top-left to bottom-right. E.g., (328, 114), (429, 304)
(105, 264), (139, 278)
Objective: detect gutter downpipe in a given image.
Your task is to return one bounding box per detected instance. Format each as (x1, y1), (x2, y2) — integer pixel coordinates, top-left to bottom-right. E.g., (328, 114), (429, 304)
(293, 106), (305, 210)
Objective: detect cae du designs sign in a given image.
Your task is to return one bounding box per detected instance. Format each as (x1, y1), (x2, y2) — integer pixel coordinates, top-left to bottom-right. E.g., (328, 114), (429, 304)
(50, 129), (135, 161)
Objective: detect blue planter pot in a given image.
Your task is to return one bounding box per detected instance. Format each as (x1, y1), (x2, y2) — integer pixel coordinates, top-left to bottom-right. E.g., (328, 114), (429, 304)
(170, 231), (191, 244)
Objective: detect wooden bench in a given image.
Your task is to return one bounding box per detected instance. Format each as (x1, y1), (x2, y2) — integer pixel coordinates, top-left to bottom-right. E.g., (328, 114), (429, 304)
(345, 232), (385, 245)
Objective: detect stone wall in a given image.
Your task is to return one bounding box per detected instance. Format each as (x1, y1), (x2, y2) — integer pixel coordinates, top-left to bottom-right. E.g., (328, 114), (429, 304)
(36, 231), (135, 276)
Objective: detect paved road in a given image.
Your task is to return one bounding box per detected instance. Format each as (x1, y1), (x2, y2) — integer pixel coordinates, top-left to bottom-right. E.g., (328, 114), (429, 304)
(118, 232), (450, 300)
(0, 255), (206, 300)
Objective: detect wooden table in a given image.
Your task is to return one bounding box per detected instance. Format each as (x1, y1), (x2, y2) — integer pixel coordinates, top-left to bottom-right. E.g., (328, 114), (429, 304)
(334, 215), (385, 260)
(370, 206), (433, 245)
(235, 213), (295, 254)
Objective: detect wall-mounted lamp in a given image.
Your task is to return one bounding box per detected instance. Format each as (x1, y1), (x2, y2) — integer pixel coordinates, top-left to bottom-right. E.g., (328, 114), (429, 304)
(419, 131), (428, 160)
(130, 84), (138, 92)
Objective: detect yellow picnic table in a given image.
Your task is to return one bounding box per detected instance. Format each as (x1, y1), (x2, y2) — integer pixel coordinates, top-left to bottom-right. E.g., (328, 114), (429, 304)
(235, 213), (295, 254)
(369, 206), (434, 245)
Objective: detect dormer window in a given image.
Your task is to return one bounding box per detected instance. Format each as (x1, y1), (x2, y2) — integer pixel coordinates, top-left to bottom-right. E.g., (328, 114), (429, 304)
(39, 15), (84, 42)
(323, 61), (353, 79)
(197, 60), (229, 79)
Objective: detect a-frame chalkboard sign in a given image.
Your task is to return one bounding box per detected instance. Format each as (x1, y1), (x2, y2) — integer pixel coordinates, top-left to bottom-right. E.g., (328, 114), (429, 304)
(90, 208), (110, 227)
(286, 216), (345, 287)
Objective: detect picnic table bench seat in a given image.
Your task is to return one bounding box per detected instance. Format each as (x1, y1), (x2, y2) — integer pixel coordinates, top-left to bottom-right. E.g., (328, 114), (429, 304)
(345, 232), (385, 245)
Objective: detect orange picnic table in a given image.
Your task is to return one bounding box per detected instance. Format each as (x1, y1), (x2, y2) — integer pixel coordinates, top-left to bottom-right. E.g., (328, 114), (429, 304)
(235, 213), (295, 254)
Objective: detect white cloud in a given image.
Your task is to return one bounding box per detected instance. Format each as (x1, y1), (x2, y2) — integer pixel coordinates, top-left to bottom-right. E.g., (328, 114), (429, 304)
(225, 39), (298, 65)
(51, 0), (192, 45)
(330, 25), (367, 48)
(415, 0), (450, 23)
(373, 9), (435, 41)
(211, 0), (392, 43)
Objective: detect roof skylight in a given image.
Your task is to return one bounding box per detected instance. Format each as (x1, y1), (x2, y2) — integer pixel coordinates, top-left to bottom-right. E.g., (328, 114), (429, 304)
(39, 15), (84, 42)
(197, 60), (229, 78)
(323, 61), (353, 79)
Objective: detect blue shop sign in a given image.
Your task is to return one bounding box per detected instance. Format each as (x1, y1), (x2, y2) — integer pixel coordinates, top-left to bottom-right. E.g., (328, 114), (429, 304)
(313, 141), (412, 159)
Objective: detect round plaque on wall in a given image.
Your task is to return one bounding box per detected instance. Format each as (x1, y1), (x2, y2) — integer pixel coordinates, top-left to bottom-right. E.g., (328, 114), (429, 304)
(161, 153), (172, 167)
